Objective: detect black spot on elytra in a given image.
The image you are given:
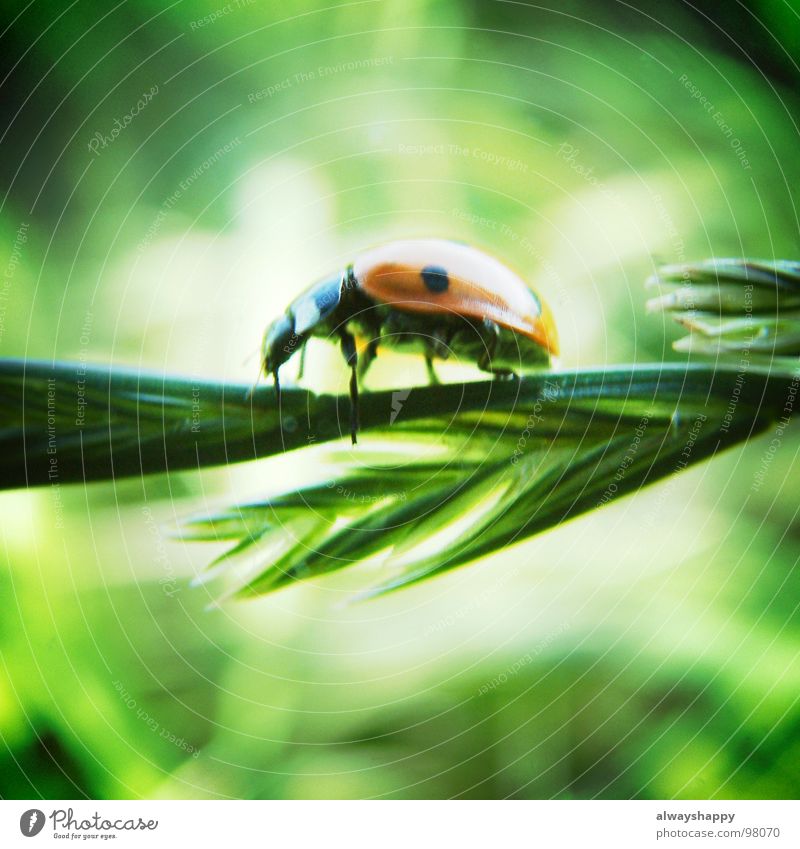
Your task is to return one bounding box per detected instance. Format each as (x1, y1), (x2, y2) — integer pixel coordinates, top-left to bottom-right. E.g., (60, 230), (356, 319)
(421, 265), (449, 293)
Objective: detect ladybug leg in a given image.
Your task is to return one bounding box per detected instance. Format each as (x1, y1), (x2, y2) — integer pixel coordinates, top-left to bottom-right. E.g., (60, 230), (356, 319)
(271, 368), (282, 410)
(424, 356), (440, 385)
(339, 329), (359, 444)
(357, 337), (379, 381)
(422, 327), (452, 384)
(430, 328), (452, 360)
(296, 340), (308, 381)
(477, 319), (500, 372)
(477, 320), (514, 379)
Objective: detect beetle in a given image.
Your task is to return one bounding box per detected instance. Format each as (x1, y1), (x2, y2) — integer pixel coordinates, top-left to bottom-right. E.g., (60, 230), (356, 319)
(260, 238), (559, 443)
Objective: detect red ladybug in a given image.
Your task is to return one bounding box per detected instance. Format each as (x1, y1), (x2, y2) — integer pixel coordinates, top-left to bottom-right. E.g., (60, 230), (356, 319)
(261, 239), (559, 443)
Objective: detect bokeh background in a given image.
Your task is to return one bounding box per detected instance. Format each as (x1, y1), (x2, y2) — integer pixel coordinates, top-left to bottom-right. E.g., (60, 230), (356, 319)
(2, 0), (800, 799)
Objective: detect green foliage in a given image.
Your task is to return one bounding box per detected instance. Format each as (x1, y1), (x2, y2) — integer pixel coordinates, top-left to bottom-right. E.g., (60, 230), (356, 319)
(179, 365), (791, 599)
(3, 357), (793, 601)
(648, 259), (800, 357)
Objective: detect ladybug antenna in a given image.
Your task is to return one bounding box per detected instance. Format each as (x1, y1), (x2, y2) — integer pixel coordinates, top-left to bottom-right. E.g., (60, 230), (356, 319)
(241, 345), (260, 367)
(244, 358), (263, 402)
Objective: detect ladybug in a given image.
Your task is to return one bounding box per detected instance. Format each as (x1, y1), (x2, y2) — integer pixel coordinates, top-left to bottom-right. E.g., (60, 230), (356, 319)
(261, 239), (558, 443)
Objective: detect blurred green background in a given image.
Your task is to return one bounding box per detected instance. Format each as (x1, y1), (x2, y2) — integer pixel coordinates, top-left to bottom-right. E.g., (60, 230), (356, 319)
(1, 0), (800, 799)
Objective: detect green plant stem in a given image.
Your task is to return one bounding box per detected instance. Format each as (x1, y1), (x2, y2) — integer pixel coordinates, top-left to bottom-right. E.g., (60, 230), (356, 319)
(0, 358), (794, 490)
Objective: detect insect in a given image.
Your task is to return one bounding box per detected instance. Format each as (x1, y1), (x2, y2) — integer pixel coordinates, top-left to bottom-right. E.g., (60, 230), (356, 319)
(261, 239), (559, 443)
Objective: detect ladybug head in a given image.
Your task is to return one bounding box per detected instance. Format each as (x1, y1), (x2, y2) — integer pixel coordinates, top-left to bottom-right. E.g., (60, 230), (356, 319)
(262, 313), (300, 376)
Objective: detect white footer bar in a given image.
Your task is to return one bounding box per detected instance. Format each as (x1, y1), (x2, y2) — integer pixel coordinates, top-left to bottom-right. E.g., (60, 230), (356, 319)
(2, 800), (797, 848)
